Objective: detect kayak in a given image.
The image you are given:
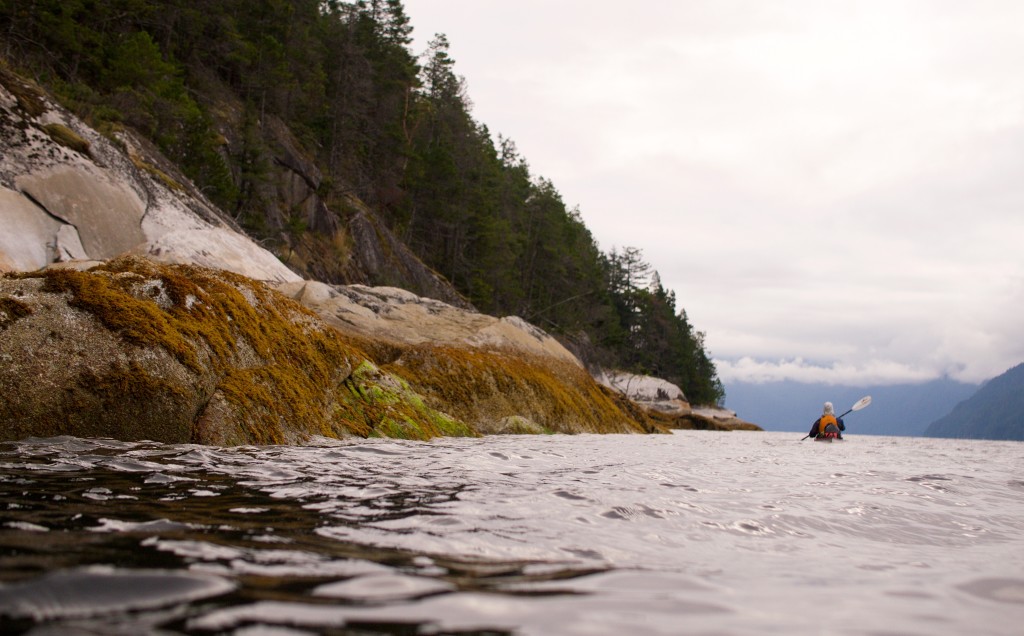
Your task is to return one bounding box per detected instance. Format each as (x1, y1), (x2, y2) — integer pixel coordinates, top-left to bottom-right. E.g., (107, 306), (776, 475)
(814, 436), (844, 443)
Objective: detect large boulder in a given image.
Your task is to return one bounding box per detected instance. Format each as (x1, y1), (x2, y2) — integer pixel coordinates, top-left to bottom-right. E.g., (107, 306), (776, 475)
(597, 370), (761, 431)
(277, 280), (579, 364)
(598, 370), (690, 414)
(0, 257), (661, 444)
(273, 280), (662, 435)
(0, 257), (455, 444)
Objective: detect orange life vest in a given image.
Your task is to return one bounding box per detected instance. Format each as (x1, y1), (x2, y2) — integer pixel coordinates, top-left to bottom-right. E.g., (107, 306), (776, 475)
(818, 414), (837, 435)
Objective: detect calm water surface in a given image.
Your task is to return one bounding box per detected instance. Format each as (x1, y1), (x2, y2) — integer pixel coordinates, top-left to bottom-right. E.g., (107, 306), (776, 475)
(1, 431), (1022, 635)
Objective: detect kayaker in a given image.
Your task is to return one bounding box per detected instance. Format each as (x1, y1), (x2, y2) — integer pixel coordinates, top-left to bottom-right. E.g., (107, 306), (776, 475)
(808, 402), (845, 440)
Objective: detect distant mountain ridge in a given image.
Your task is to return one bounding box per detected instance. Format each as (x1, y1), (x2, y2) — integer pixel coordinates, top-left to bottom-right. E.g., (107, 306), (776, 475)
(923, 363), (1024, 441)
(723, 378), (979, 436)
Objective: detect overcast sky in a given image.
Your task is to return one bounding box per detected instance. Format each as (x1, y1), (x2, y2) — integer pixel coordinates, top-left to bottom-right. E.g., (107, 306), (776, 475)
(402, 1), (1024, 386)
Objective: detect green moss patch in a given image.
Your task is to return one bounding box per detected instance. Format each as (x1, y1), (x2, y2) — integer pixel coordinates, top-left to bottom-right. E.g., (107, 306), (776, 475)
(130, 153), (184, 191)
(42, 123), (91, 155)
(341, 360), (478, 441)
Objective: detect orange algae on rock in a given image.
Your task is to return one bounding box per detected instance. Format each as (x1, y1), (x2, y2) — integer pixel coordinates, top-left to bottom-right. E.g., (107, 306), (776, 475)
(1, 257), (475, 444)
(378, 343), (665, 436)
(0, 295), (33, 330)
(2, 256), (662, 445)
(39, 265), (203, 370)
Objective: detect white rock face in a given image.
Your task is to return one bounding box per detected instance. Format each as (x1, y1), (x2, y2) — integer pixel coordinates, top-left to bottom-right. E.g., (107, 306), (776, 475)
(597, 370), (690, 415)
(135, 228), (301, 283)
(0, 186), (61, 271)
(277, 280), (580, 364)
(15, 166), (146, 259)
(0, 79), (298, 284)
(599, 371), (687, 403)
(692, 405), (739, 420)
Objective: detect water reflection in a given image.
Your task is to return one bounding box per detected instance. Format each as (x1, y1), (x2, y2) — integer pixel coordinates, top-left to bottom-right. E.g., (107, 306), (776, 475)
(0, 438), (601, 635)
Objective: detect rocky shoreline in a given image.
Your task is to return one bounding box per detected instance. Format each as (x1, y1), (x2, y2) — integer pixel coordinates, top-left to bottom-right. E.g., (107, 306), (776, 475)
(0, 257), (671, 443)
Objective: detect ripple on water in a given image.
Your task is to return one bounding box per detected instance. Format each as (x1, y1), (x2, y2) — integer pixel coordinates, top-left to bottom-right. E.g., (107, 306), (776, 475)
(2, 432), (1023, 636)
(958, 578), (1024, 605)
(0, 567), (235, 621)
(313, 572), (455, 602)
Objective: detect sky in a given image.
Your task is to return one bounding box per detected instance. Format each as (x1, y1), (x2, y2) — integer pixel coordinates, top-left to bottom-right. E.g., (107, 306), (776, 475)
(401, 1), (1024, 387)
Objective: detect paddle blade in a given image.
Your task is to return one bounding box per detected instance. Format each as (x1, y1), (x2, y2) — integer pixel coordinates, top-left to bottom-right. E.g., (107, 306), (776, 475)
(850, 395), (872, 411)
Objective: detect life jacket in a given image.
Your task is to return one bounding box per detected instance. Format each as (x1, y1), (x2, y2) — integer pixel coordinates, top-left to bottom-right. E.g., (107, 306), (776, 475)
(818, 414), (838, 438)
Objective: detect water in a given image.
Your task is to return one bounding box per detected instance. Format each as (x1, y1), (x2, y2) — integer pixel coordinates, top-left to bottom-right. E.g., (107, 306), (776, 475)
(2, 431), (1022, 635)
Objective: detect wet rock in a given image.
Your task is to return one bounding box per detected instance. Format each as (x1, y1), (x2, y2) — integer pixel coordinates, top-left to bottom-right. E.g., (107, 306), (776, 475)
(647, 406), (762, 432)
(272, 280), (662, 435)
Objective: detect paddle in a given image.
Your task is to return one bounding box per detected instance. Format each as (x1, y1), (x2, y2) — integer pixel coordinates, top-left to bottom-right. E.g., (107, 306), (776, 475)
(838, 395), (872, 419)
(801, 395), (872, 440)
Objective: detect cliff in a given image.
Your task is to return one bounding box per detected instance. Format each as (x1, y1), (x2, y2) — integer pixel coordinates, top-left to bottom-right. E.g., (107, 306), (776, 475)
(0, 63), (298, 283)
(0, 60), (468, 303)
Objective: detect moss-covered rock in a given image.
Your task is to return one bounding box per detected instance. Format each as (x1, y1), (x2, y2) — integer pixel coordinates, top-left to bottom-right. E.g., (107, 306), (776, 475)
(42, 122), (90, 156)
(0, 257), (461, 443)
(384, 344), (662, 435)
(0, 256), (661, 445)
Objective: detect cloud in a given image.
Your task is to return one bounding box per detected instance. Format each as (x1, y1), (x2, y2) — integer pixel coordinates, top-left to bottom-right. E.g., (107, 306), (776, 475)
(715, 356), (941, 386)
